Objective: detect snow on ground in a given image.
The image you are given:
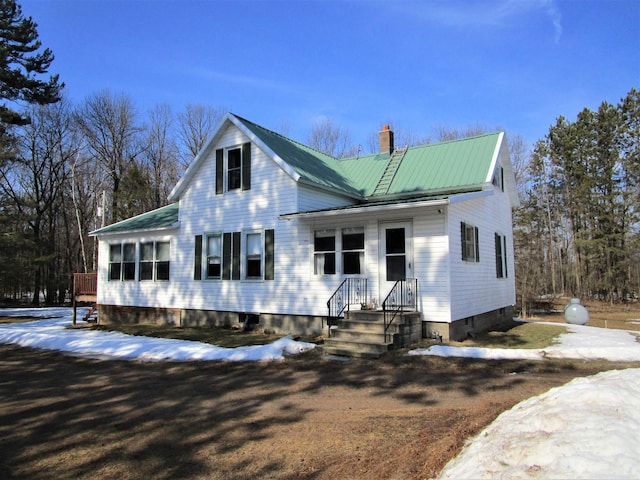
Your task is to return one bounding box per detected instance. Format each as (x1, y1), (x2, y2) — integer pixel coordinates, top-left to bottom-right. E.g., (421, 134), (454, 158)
(438, 368), (640, 479)
(1, 308), (640, 478)
(0, 307), (315, 361)
(407, 320), (640, 479)
(409, 321), (640, 362)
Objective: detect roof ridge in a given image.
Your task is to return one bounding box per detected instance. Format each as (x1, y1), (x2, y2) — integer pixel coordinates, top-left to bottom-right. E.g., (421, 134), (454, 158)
(231, 113), (338, 161)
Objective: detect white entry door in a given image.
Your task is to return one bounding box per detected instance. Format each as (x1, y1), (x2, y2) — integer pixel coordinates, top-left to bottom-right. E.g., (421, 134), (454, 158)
(379, 221), (413, 300)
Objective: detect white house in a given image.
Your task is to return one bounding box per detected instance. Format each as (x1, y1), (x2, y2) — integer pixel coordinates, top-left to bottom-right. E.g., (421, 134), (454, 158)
(91, 113), (518, 349)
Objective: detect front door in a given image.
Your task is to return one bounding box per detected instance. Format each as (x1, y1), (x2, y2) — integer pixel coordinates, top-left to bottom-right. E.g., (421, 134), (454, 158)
(379, 221), (413, 301)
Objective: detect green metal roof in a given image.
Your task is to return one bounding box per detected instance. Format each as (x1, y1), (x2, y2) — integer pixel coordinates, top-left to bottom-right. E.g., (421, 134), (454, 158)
(375, 132), (501, 198)
(90, 202), (179, 236)
(233, 115), (364, 196)
(234, 114), (502, 200)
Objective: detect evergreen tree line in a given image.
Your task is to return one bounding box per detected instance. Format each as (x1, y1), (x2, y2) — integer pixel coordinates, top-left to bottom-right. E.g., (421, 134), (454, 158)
(515, 88), (639, 315)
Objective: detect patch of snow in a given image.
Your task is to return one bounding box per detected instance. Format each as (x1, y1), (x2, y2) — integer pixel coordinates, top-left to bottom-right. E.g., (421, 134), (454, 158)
(408, 321), (640, 362)
(0, 308), (315, 362)
(439, 368), (640, 479)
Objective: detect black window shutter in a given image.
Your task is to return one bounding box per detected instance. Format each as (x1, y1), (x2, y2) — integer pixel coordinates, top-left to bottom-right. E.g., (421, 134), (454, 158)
(222, 232), (232, 280)
(265, 229), (274, 281)
(194, 235), (202, 280)
(232, 232), (241, 280)
(495, 233), (501, 278)
(475, 227), (480, 262)
(503, 236), (508, 278)
(215, 148), (224, 194)
(241, 142), (251, 191)
(460, 222), (466, 261)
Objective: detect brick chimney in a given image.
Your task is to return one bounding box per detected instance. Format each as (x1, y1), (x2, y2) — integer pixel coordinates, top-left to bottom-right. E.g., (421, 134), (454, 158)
(379, 124), (394, 154)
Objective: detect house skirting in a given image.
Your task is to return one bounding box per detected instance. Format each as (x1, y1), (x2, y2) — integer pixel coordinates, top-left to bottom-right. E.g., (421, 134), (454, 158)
(98, 304), (514, 342)
(423, 306), (515, 342)
(97, 304), (325, 336)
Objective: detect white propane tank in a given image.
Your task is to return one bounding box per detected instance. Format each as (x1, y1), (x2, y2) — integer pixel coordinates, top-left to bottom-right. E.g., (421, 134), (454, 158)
(564, 298), (589, 325)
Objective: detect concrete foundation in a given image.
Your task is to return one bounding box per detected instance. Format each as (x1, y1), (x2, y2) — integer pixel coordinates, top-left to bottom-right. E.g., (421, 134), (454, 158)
(423, 305), (515, 342)
(98, 304), (325, 336)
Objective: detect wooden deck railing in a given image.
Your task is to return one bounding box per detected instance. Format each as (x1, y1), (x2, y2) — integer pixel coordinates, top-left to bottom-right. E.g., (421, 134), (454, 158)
(73, 273), (97, 296)
(73, 273), (97, 325)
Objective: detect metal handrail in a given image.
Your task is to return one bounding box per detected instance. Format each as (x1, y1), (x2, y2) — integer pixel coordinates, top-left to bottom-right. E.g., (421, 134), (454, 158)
(382, 278), (417, 343)
(325, 278), (368, 335)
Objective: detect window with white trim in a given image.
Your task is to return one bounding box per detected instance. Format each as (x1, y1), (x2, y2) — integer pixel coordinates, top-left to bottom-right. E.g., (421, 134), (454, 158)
(227, 147), (242, 191)
(215, 143), (251, 194)
(205, 233), (222, 279)
(461, 222), (479, 262)
(342, 227), (364, 275)
(314, 230), (336, 275)
(244, 231), (263, 279)
(108, 243), (136, 281)
(495, 233), (508, 278)
(140, 241), (170, 281)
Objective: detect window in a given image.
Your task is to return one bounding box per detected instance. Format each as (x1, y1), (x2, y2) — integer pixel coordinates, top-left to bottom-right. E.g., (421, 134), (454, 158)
(227, 148), (242, 190)
(314, 230), (336, 275)
(342, 227), (364, 275)
(206, 234), (222, 279)
(461, 222), (479, 262)
(109, 244), (122, 281)
(215, 143), (251, 194)
(108, 243), (135, 281)
(495, 233), (508, 278)
(140, 241), (170, 281)
(493, 165), (504, 191)
(245, 232), (262, 279)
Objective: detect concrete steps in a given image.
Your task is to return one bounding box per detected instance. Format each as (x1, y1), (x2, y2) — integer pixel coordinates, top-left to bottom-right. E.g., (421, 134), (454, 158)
(323, 309), (422, 358)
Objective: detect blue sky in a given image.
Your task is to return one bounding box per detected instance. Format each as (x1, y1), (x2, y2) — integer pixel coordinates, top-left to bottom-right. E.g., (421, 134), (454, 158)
(21, 0), (640, 150)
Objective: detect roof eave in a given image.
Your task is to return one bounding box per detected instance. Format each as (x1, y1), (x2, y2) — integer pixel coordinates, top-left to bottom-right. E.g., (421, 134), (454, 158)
(90, 222), (181, 237)
(279, 197), (450, 220)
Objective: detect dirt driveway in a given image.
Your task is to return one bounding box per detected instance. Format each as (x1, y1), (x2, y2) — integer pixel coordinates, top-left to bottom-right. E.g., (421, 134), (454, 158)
(0, 343), (626, 480)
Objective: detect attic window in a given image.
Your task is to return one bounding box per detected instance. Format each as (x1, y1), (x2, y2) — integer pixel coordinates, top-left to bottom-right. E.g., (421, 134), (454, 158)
(492, 165), (504, 192)
(216, 143), (252, 194)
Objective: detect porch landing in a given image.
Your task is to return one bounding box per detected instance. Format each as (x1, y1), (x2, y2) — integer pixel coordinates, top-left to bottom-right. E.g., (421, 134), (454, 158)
(323, 310), (422, 358)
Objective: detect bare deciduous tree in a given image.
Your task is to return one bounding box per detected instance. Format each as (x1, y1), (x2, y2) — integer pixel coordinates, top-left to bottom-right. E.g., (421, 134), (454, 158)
(176, 104), (225, 170)
(307, 117), (358, 158)
(75, 90), (143, 223)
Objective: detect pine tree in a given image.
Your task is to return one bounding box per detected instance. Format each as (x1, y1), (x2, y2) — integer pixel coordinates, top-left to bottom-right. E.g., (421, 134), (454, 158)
(0, 0), (63, 131)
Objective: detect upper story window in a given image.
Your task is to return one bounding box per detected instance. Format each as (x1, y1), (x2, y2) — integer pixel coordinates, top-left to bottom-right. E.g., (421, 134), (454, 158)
(461, 222), (479, 263)
(493, 165), (504, 192)
(227, 147), (242, 190)
(216, 143), (251, 194)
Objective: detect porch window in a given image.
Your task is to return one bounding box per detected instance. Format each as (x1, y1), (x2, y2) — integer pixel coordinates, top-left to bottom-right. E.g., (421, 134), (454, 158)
(461, 222), (479, 262)
(140, 241), (170, 281)
(108, 243), (135, 281)
(314, 230), (336, 275)
(206, 233), (222, 279)
(495, 233), (508, 278)
(342, 227), (364, 275)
